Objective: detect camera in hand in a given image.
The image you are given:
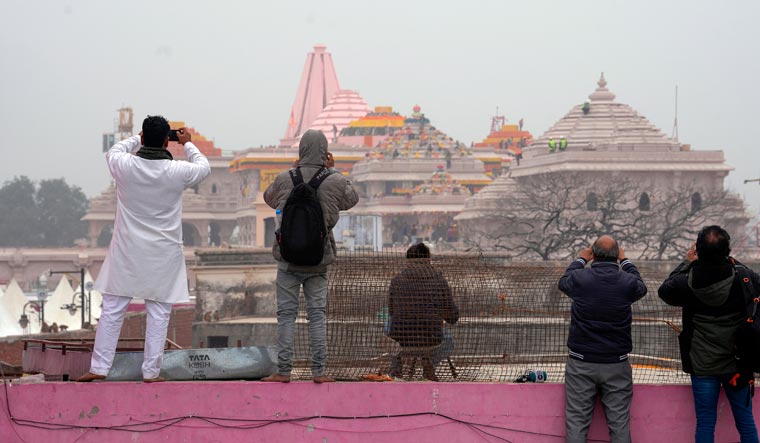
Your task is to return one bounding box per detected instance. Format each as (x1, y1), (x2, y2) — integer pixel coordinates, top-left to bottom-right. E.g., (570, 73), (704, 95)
(168, 129), (179, 142)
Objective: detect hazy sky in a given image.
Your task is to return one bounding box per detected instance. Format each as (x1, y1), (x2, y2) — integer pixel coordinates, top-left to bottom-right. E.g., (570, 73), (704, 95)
(1, 0), (759, 209)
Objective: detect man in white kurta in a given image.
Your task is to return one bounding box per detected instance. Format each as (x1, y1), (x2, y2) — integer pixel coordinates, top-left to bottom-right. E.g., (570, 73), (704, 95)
(78, 116), (210, 382)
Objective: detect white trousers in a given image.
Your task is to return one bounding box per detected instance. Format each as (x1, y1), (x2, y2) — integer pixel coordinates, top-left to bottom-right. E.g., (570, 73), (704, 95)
(90, 294), (173, 379)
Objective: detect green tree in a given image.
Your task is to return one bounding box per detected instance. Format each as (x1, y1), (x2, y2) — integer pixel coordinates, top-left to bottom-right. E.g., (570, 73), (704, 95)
(0, 176), (90, 247)
(37, 178), (89, 247)
(0, 176), (41, 246)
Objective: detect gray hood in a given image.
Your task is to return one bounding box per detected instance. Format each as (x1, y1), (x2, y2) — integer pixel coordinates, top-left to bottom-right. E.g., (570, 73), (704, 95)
(263, 127), (359, 272)
(299, 130), (328, 167)
(687, 269), (735, 307)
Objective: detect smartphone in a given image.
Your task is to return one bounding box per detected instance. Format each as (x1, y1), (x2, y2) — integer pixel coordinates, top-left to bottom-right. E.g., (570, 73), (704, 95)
(168, 129), (179, 142)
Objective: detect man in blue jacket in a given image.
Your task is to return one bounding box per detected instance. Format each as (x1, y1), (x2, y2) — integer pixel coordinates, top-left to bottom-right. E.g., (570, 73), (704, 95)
(558, 235), (647, 443)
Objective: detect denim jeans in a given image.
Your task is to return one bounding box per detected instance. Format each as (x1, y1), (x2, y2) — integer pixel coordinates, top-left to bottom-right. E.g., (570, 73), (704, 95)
(691, 374), (758, 443)
(432, 329), (454, 367)
(384, 319), (455, 368)
(274, 269), (328, 377)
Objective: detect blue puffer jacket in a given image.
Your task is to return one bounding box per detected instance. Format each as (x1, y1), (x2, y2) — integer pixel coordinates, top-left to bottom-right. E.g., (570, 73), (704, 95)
(558, 258), (648, 363)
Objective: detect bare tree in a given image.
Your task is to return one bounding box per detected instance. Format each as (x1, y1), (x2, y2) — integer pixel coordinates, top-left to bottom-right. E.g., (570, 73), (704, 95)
(637, 187), (728, 260)
(462, 174), (738, 261)
(513, 174), (593, 260)
(463, 173), (595, 260)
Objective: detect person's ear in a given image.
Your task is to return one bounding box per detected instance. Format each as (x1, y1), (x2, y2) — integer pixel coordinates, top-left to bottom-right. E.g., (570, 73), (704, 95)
(140, 133), (145, 146)
(163, 137), (169, 148)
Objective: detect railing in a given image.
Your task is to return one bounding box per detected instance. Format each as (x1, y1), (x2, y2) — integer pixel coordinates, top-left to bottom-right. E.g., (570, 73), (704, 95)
(23, 337), (183, 354)
(290, 253), (687, 383)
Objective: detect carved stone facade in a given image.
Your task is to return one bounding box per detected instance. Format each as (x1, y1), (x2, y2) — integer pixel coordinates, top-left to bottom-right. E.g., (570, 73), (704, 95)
(457, 74), (750, 259)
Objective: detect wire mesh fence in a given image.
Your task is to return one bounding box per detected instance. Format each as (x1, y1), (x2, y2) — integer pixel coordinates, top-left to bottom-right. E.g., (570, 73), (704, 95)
(290, 252), (687, 383)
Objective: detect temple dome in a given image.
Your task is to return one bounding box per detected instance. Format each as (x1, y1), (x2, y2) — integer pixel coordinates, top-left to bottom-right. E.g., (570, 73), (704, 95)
(371, 106), (467, 157)
(456, 174), (522, 221)
(280, 45), (341, 146)
(301, 90), (370, 143)
(414, 167), (471, 197)
(525, 73), (680, 159)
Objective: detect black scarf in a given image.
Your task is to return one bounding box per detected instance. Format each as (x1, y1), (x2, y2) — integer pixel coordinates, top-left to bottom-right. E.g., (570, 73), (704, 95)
(135, 147), (173, 160)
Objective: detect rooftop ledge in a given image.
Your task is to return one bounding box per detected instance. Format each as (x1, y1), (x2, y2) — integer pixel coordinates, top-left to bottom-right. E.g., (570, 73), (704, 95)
(1, 381), (754, 442)
(521, 149), (727, 165)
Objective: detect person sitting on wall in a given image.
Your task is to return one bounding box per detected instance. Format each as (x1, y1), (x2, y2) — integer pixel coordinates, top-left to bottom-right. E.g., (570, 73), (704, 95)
(387, 243), (459, 381)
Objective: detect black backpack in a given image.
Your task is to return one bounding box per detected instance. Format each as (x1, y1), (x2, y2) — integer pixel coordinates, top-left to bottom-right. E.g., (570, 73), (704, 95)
(733, 261), (760, 373)
(277, 167), (332, 266)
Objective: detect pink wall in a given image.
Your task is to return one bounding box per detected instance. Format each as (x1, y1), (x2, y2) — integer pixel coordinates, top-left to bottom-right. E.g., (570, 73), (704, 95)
(0, 382), (755, 442)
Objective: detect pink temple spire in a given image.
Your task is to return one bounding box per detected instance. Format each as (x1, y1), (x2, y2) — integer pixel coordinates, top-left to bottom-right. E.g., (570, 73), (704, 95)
(280, 45), (341, 146)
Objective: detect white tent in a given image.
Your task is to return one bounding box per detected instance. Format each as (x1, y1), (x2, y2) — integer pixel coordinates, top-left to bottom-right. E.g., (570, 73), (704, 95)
(45, 277), (81, 331)
(84, 270), (103, 324)
(0, 303), (22, 337)
(0, 284), (23, 337)
(1, 279), (38, 334)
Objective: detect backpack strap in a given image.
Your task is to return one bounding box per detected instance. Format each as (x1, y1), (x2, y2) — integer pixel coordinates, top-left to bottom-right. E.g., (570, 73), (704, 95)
(306, 167), (332, 190)
(733, 260), (760, 320)
(289, 167), (305, 186)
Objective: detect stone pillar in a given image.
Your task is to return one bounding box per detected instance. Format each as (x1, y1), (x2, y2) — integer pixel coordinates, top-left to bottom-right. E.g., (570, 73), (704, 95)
(219, 221), (237, 246)
(255, 216), (265, 248)
(254, 192), (275, 248)
(195, 220), (210, 248)
(87, 222), (101, 248)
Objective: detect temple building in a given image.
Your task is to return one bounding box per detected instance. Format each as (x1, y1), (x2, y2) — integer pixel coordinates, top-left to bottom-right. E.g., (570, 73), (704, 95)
(348, 106), (491, 247)
(457, 74), (750, 259)
(84, 123), (238, 248)
(229, 103), (496, 249)
(337, 106), (406, 147)
(472, 114), (533, 172)
(228, 145), (367, 247)
(83, 47), (531, 252)
(304, 90), (371, 144)
(279, 45), (342, 147)
(223, 45), (371, 246)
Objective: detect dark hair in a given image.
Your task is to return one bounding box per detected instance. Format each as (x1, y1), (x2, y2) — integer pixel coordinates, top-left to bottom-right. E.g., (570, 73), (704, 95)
(696, 225), (731, 264)
(406, 242), (430, 259)
(142, 115), (170, 148)
(592, 238), (619, 262)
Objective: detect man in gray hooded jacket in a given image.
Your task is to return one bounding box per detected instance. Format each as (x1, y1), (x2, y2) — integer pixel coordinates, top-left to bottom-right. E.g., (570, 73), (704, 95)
(262, 130), (359, 383)
(659, 225), (759, 442)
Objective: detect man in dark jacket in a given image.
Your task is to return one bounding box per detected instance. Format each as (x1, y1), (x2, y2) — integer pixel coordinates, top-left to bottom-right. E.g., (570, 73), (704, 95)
(658, 225), (758, 442)
(388, 243), (459, 381)
(558, 235), (647, 443)
(262, 130), (359, 383)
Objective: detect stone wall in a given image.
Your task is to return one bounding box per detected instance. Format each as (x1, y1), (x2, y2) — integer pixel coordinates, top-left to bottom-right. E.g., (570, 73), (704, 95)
(191, 248), (278, 348)
(192, 248), (277, 322)
(3, 383), (755, 442)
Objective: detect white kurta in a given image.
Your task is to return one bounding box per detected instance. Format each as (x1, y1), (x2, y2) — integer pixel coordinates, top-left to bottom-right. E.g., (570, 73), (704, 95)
(94, 135), (211, 303)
